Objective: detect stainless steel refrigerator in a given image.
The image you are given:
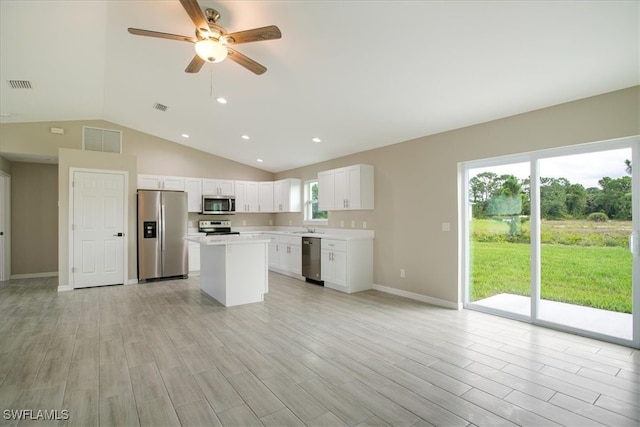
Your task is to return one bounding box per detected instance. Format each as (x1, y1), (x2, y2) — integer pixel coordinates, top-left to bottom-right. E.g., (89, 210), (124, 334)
(137, 190), (188, 283)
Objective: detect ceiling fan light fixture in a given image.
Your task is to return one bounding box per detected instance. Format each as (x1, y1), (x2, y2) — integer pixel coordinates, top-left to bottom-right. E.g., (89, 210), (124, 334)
(195, 39), (228, 63)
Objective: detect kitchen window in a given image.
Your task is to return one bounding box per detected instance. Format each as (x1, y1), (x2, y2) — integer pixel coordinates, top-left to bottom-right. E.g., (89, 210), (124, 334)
(304, 179), (328, 224)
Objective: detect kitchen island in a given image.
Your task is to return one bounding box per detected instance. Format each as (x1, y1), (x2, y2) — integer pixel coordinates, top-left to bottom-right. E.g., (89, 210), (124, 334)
(186, 235), (270, 307)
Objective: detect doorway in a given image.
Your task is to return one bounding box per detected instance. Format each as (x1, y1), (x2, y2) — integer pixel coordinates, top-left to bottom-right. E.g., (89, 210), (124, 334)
(463, 137), (639, 348)
(71, 169), (127, 288)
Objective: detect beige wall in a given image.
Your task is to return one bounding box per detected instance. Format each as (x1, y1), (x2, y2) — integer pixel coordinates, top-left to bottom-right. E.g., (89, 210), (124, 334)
(276, 86), (640, 304)
(10, 162), (58, 275)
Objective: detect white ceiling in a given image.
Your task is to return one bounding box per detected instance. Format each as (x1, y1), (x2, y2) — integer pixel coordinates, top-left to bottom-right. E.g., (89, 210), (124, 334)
(1, 1), (638, 173)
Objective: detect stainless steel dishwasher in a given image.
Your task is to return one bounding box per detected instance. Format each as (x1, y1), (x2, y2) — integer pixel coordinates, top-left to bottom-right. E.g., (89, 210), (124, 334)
(302, 237), (323, 283)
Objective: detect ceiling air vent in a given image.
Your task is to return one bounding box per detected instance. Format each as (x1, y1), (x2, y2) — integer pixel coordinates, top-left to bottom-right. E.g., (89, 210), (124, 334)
(8, 80), (32, 89)
(83, 126), (122, 154)
(153, 102), (168, 112)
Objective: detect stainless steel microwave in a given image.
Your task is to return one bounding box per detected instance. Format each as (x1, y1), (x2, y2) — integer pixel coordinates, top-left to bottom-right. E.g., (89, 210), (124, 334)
(202, 195), (236, 214)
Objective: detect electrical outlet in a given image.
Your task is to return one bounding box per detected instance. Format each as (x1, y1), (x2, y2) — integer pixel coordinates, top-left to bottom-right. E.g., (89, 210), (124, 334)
(341, 220), (345, 227)
(289, 220), (292, 226)
(400, 269), (406, 278)
(242, 220), (247, 226)
(442, 222), (451, 232)
(269, 219), (273, 226)
(362, 221), (367, 229)
(351, 220), (355, 228)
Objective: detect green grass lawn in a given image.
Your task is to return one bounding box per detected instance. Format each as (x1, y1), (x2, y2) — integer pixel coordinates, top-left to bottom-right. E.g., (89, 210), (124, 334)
(470, 219), (633, 314)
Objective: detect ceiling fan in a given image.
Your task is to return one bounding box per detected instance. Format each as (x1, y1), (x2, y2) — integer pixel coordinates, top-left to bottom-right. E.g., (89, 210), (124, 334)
(128, 0), (281, 75)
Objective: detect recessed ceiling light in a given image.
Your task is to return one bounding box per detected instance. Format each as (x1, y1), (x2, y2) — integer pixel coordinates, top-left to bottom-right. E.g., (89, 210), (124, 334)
(181, 133), (190, 138)
(256, 158), (263, 163)
(312, 137), (322, 143)
(216, 97), (227, 104)
(241, 135), (250, 140)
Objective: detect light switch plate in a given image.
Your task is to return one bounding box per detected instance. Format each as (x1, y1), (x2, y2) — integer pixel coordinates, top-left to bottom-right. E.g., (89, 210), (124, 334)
(442, 222), (451, 232)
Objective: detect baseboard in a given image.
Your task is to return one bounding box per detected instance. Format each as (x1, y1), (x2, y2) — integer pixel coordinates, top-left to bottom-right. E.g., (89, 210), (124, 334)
(372, 283), (462, 310)
(57, 284), (72, 292)
(11, 272), (58, 279)
(126, 278), (138, 285)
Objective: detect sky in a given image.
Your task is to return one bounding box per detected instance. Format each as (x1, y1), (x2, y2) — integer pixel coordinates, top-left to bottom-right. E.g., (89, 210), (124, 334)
(470, 148), (632, 189)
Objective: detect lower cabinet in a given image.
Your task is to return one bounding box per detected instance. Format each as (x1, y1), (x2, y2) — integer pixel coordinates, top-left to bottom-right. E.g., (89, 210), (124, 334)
(267, 234), (302, 277)
(321, 238), (373, 293)
(188, 241), (201, 275)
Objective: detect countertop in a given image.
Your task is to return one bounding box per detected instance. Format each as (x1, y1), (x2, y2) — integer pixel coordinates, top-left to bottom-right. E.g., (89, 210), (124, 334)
(237, 229), (374, 241)
(185, 235), (271, 246)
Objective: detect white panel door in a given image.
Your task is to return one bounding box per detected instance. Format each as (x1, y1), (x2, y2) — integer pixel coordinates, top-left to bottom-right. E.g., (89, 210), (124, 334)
(73, 171), (125, 288)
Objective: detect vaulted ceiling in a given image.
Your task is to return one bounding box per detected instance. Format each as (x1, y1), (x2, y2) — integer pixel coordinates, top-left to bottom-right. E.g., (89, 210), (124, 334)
(1, 1), (638, 172)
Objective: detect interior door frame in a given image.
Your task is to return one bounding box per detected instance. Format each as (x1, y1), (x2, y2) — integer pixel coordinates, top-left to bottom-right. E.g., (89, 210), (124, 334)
(0, 171), (10, 281)
(69, 168), (128, 289)
(461, 136), (640, 348)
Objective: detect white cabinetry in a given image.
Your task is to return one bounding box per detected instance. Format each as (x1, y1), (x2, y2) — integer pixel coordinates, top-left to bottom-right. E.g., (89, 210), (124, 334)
(185, 178), (203, 212)
(318, 170), (336, 211)
(235, 181), (273, 212)
(258, 182), (274, 213)
(138, 174), (185, 191)
(280, 235), (302, 275)
(321, 238), (373, 293)
(318, 164), (374, 211)
(188, 241), (201, 274)
(202, 179), (234, 196)
(235, 181), (258, 212)
(274, 178), (302, 212)
(267, 234), (302, 277)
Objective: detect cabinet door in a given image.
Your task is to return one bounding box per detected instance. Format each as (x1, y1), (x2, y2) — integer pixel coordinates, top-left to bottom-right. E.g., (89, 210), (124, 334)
(188, 242), (200, 271)
(162, 176), (185, 191)
(318, 170), (335, 211)
(202, 179), (217, 195)
(288, 244), (302, 275)
(334, 167), (349, 209)
(273, 180), (285, 212)
(258, 182), (274, 212)
(138, 175), (162, 189)
(321, 249), (331, 282)
(332, 249), (347, 286)
(185, 178), (202, 212)
(235, 181), (248, 212)
(268, 236), (280, 269)
(245, 182), (259, 212)
(218, 180), (235, 196)
(346, 166), (362, 209)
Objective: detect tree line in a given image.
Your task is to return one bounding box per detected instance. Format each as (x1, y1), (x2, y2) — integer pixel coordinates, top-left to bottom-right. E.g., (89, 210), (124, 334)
(469, 171), (632, 221)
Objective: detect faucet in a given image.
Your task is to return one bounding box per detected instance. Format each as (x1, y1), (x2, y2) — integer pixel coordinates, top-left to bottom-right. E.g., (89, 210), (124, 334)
(305, 226), (315, 233)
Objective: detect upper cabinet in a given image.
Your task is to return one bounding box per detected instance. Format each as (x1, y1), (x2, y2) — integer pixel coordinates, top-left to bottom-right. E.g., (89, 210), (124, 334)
(273, 178), (302, 212)
(138, 174), (185, 191)
(202, 179), (234, 196)
(318, 164), (374, 211)
(185, 178), (203, 213)
(258, 182), (274, 213)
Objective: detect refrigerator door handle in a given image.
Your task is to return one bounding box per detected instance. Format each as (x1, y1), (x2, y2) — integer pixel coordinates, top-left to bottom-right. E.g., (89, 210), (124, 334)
(160, 204), (165, 251)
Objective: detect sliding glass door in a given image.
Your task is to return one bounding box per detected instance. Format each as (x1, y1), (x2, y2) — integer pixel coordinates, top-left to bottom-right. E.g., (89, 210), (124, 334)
(463, 137), (639, 348)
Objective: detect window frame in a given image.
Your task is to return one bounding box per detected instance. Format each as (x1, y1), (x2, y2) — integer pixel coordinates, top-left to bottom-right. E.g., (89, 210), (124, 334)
(303, 179), (328, 225)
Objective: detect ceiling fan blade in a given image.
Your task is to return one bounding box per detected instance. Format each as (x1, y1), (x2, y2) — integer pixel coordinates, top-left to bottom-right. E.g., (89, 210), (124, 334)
(227, 48), (267, 75)
(128, 28), (196, 43)
(185, 55), (206, 73)
(179, 0), (209, 34)
(224, 25), (282, 44)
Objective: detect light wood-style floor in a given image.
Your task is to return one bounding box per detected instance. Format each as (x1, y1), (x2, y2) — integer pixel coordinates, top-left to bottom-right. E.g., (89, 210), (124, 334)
(0, 273), (638, 427)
